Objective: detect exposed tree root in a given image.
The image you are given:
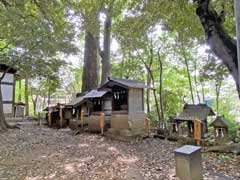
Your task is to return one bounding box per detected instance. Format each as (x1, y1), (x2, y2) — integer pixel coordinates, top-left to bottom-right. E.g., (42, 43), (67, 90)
(205, 144), (240, 155)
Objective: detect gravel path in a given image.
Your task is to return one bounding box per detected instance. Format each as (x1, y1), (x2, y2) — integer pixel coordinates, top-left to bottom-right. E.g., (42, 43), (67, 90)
(0, 122), (239, 180)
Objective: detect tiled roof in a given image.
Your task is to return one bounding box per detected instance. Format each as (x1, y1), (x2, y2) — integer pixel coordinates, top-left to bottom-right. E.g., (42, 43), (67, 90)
(209, 115), (230, 128)
(84, 89), (108, 98)
(174, 104), (215, 121)
(101, 77), (153, 89)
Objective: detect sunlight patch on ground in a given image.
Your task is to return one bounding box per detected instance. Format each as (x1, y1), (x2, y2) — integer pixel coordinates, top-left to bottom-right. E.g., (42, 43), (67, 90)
(108, 146), (120, 155)
(78, 143), (89, 148)
(80, 155), (95, 162)
(117, 156), (139, 164)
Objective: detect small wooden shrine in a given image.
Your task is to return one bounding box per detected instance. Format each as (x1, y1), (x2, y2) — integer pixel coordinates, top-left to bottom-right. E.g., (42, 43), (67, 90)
(98, 77), (152, 136)
(209, 115), (230, 144)
(0, 64), (17, 117)
(45, 77), (152, 137)
(174, 104), (215, 139)
(64, 93), (89, 125)
(14, 102), (25, 118)
(44, 103), (66, 127)
(82, 89), (110, 131)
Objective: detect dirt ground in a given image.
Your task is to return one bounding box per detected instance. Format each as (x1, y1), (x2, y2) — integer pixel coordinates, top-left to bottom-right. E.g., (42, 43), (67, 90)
(0, 121), (239, 180)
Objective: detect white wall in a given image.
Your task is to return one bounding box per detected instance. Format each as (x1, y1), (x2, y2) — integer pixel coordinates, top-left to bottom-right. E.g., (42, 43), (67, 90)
(1, 84), (13, 101)
(0, 72), (14, 114)
(3, 104), (12, 114)
(0, 73), (14, 83)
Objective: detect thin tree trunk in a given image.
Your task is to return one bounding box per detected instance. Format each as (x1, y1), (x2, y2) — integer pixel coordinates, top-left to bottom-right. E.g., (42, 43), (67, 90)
(234, 0), (240, 96)
(101, 10), (112, 85)
(47, 90), (51, 107)
(215, 83), (219, 115)
(216, 80), (222, 115)
(146, 70), (151, 113)
(194, 61), (201, 103)
(18, 79), (22, 102)
(157, 48), (164, 121)
(25, 78), (29, 116)
(136, 50), (161, 124)
(32, 95), (38, 116)
(0, 79), (7, 132)
(201, 81), (205, 102)
(42, 96), (46, 110)
(146, 47), (153, 114)
(180, 42), (195, 104)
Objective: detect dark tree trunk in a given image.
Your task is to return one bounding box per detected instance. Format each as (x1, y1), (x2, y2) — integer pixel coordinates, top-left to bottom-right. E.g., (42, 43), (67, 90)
(47, 90), (51, 107)
(18, 79), (22, 102)
(182, 46), (195, 104)
(194, 61), (201, 103)
(195, 0), (240, 97)
(146, 46), (153, 114)
(215, 80), (222, 115)
(42, 96), (46, 110)
(32, 95), (38, 116)
(201, 81), (205, 102)
(139, 50), (162, 124)
(157, 48), (164, 121)
(82, 30), (100, 92)
(33, 100), (37, 116)
(100, 11), (112, 85)
(25, 79), (29, 116)
(0, 69), (18, 131)
(146, 70), (151, 114)
(0, 80), (7, 132)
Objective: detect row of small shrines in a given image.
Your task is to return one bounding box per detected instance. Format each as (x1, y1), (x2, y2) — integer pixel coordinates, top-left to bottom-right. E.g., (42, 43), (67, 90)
(0, 64), (230, 144)
(44, 77), (231, 144)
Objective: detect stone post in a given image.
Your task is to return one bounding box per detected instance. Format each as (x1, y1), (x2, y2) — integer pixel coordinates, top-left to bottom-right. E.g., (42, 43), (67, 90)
(174, 145), (203, 180)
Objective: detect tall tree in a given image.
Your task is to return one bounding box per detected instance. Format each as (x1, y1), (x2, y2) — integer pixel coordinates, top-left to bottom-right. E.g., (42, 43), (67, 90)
(0, 0), (76, 131)
(81, 2), (101, 92)
(195, 0), (240, 97)
(200, 54), (229, 115)
(100, 4), (113, 85)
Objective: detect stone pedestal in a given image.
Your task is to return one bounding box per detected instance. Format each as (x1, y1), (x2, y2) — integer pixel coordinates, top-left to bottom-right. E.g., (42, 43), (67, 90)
(174, 145), (203, 180)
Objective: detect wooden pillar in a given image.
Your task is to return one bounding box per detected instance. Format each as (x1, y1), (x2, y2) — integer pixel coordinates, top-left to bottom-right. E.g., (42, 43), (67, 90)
(99, 112), (105, 135)
(194, 119), (202, 146)
(76, 108), (79, 122)
(145, 118), (150, 137)
(59, 107), (63, 128)
(48, 110), (52, 127)
(38, 112), (41, 126)
(80, 110), (84, 129)
(214, 127), (217, 140)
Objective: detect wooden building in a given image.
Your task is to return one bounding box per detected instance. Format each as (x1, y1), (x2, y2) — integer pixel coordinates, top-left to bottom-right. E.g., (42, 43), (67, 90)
(82, 89), (110, 131)
(45, 77), (152, 137)
(64, 93), (89, 126)
(174, 104), (215, 139)
(95, 77), (152, 136)
(44, 103), (66, 127)
(0, 64), (17, 117)
(209, 115), (230, 144)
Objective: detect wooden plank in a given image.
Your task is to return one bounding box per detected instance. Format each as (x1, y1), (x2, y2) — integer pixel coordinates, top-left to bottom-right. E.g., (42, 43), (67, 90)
(48, 111), (51, 127)
(59, 108), (63, 128)
(99, 112), (105, 135)
(145, 118), (150, 136)
(80, 110), (84, 129)
(194, 119), (202, 145)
